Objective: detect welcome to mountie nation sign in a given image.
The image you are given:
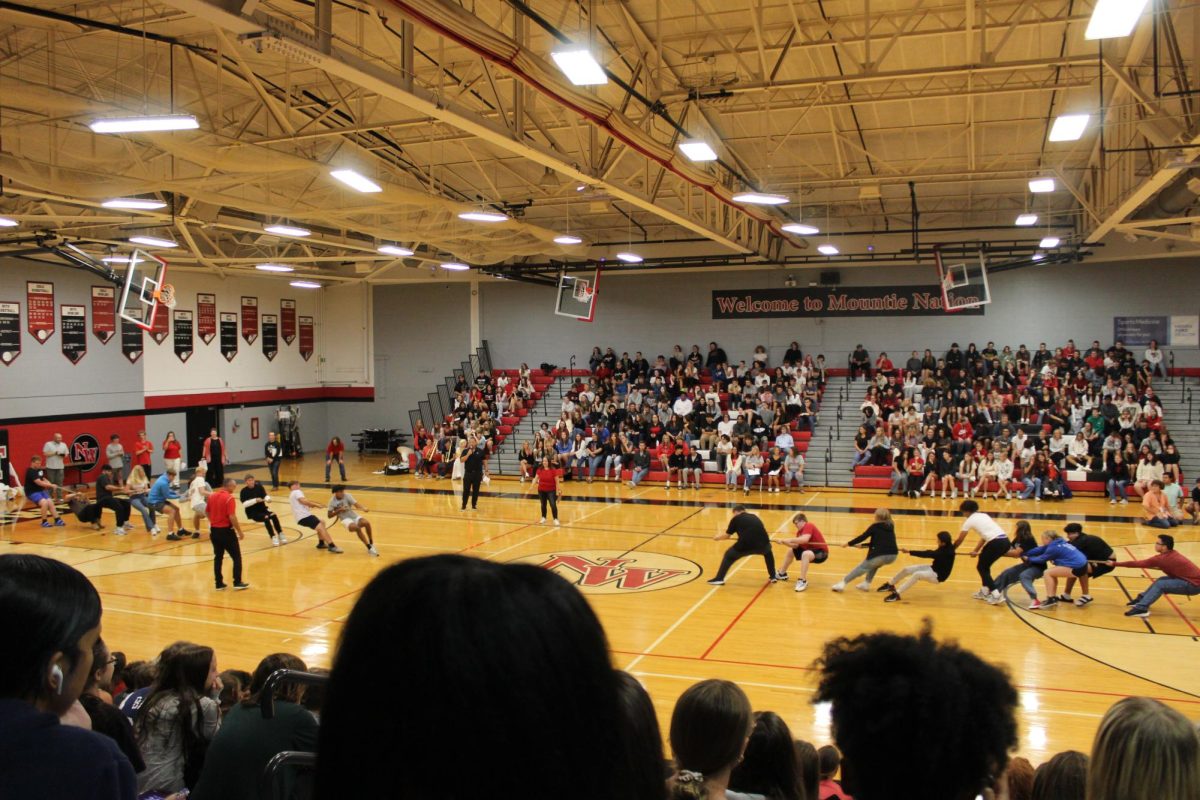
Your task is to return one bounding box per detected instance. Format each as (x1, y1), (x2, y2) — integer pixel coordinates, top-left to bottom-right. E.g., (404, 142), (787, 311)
(712, 285), (985, 319)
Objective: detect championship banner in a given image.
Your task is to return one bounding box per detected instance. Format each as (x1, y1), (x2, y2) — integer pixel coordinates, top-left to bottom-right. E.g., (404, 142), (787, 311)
(241, 296), (258, 344)
(173, 309), (194, 363)
(711, 285), (985, 319)
(0, 301), (20, 365)
(197, 293), (217, 345)
(61, 305), (87, 364)
(27, 281), (54, 343)
(261, 313), (278, 362)
(150, 301), (169, 344)
(121, 308), (144, 364)
(219, 312), (238, 362)
(91, 286), (116, 344)
(298, 316), (314, 361)
(280, 298), (296, 345)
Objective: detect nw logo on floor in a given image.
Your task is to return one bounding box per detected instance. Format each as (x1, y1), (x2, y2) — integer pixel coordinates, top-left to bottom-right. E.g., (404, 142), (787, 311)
(522, 550), (701, 593)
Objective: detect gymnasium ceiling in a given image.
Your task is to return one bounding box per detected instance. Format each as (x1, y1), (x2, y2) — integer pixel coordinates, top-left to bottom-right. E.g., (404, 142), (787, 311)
(0, 0), (1197, 285)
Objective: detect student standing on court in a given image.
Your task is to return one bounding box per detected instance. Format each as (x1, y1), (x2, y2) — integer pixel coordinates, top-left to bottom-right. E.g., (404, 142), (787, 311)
(772, 511), (828, 592)
(41, 433), (68, 502)
(535, 456), (561, 526)
(105, 434), (127, 483)
(706, 504), (777, 586)
(208, 478), (248, 591)
(201, 428), (228, 487)
(288, 480), (342, 553)
(1108, 534), (1200, 618)
(878, 531), (957, 603)
(459, 435), (486, 511)
(162, 432), (183, 486)
(832, 508), (899, 592)
(132, 431), (153, 480)
(264, 432), (282, 489)
(324, 436), (347, 483)
(240, 475), (284, 547)
(953, 500), (1011, 603)
(327, 485), (377, 556)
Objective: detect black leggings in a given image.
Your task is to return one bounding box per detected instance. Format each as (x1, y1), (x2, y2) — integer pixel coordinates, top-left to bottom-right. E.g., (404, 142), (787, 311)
(249, 509), (283, 538)
(977, 537), (1011, 592)
(462, 473), (482, 509)
(539, 490), (558, 520)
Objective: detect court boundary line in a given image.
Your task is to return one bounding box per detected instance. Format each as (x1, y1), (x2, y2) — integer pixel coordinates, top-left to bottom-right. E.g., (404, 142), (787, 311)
(1122, 546), (1200, 636)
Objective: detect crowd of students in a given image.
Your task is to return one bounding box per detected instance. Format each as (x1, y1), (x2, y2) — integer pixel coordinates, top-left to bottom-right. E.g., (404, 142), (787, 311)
(2, 552), (1197, 800)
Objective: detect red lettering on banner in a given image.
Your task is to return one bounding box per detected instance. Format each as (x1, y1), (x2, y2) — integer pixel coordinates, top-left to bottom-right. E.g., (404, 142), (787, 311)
(91, 286), (115, 344)
(241, 296), (258, 344)
(26, 281), (55, 343)
(280, 299), (296, 345)
(539, 554), (688, 590)
(197, 293), (217, 344)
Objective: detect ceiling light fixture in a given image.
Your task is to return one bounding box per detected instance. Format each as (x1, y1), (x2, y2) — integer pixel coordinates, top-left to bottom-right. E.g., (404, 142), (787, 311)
(1015, 213), (1039, 226)
(550, 48), (608, 85)
(782, 223), (820, 236)
(1085, 0), (1151, 40)
(1028, 178), (1056, 193)
(378, 245), (414, 257)
(458, 210), (509, 223)
(330, 169), (382, 193)
(0, 216), (18, 227)
(89, 114), (199, 134)
(553, 235), (583, 245)
(102, 198), (167, 210)
(264, 223), (311, 237)
(1040, 236), (1061, 248)
(616, 252), (643, 263)
(128, 235), (178, 248)
(732, 192), (789, 205)
(1031, 253), (1045, 261)
(817, 244), (839, 256)
(1049, 114), (1090, 142)
(256, 264), (295, 273)
(102, 255), (132, 264)
(290, 280), (322, 289)
(679, 139), (719, 162)
(441, 262), (470, 271)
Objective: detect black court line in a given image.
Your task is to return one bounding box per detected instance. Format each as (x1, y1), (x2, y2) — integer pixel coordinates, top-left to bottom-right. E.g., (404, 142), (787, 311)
(1115, 576), (1157, 634)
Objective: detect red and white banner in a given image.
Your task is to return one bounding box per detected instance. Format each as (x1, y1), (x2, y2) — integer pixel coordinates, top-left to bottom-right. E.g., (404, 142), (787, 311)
(149, 301), (170, 345)
(91, 286), (116, 344)
(197, 292), (217, 345)
(298, 315), (314, 361)
(280, 298), (296, 345)
(241, 296), (258, 344)
(26, 281), (54, 343)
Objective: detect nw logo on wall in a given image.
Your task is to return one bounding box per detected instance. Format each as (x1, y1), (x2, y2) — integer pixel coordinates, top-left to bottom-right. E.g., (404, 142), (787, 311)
(70, 434), (101, 470)
(518, 550), (701, 594)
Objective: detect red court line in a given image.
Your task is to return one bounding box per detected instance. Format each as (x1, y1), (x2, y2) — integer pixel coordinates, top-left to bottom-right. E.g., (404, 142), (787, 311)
(1123, 546), (1200, 636)
(457, 522), (536, 553)
(700, 581), (772, 660)
(95, 589), (324, 621)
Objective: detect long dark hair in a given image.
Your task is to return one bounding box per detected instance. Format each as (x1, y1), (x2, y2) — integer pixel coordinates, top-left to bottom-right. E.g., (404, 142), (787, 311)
(729, 711), (804, 800)
(316, 554), (639, 799)
(241, 652), (307, 708)
(0, 554), (101, 702)
(669, 679), (752, 799)
(135, 643), (214, 755)
(615, 670), (668, 800)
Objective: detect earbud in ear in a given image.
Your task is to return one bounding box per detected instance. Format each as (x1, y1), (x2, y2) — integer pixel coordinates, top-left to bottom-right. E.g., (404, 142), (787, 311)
(50, 664), (64, 695)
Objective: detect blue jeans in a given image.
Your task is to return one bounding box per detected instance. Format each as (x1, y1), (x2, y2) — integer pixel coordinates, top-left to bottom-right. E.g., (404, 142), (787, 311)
(1145, 516), (1181, 528)
(604, 455), (622, 478)
(129, 495), (156, 529)
(1132, 577), (1200, 609)
(744, 472), (759, 490)
(889, 472), (906, 493)
(1019, 477), (1042, 499)
(630, 467), (649, 486)
(726, 470), (740, 487)
(587, 455), (604, 479)
(325, 458), (346, 481)
(785, 470), (804, 490)
(842, 553), (898, 585)
(851, 450), (872, 468)
(996, 562), (1042, 592)
(267, 458), (282, 488)
(1018, 565), (1048, 599)
(1107, 479), (1128, 501)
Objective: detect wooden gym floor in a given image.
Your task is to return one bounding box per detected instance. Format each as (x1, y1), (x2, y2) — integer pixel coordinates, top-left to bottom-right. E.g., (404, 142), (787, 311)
(3, 452), (1198, 762)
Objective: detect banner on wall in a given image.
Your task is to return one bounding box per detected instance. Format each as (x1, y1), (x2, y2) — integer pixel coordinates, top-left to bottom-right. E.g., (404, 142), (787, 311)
(241, 296), (258, 344)
(711, 285), (984, 319)
(91, 286), (116, 344)
(280, 298), (296, 345)
(197, 293), (217, 345)
(0, 301), (20, 365)
(149, 300), (169, 345)
(261, 313), (278, 361)
(1170, 316), (1199, 348)
(219, 312), (238, 362)
(173, 309), (194, 362)
(61, 305), (87, 364)
(27, 281), (54, 342)
(121, 308), (144, 364)
(1113, 316), (1168, 347)
(299, 315), (314, 361)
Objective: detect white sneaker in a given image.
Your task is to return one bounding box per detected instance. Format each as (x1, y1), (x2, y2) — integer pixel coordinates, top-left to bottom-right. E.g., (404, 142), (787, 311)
(1110, 498), (1117, 504)
(271, 535), (281, 547)
(539, 517), (546, 524)
(553, 519), (560, 526)
(113, 528), (128, 536)
(1120, 498), (1128, 504)
(972, 588), (990, 600)
(794, 579), (808, 592)
(986, 591), (1007, 605)
(151, 527), (161, 536)
(368, 545), (379, 557)
(855, 582), (871, 591)
(831, 582), (846, 592)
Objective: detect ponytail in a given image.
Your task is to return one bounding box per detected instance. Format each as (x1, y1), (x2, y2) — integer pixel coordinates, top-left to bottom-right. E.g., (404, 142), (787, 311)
(668, 770), (707, 800)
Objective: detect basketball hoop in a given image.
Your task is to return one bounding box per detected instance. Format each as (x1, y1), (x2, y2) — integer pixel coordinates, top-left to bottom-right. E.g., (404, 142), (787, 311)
(154, 283), (178, 309)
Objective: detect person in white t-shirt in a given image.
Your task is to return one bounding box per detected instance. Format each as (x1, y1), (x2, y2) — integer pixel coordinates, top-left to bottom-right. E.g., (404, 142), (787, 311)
(952, 500), (1011, 603)
(187, 465), (211, 538)
(328, 485), (376, 556)
(288, 480), (342, 553)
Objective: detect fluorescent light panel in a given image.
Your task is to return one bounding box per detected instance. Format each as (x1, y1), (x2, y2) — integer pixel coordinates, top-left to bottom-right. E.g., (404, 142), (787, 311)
(264, 224), (311, 237)
(102, 256), (132, 264)
(550, 49), (608, 85)
(290, 280), (322, 289)
(1040, 237), (1061, 248)
(89, 115), (199, 134)
(553, 235), (583, 245)
(1085, 0), (1151, 40)
(782, 223), (820, 235)
(256, 264), (295, 273)
(330, 169), (382, 193)
(679, 139), (719, 162)
(0, 216), (18, 227)
(817, 244), (839, 255)
(102, 198), (167, 210)
(441, 262), (470, 271)
(128, 235), (177, 248)
(1028, 178), (1056, 193)
(616, 252), (643, 263)
(1032, 253), (1045, 261)
(1049, 114), (1090, 142)
(458, 211), (508, 223)
(732, 192), (789, 205)
(1015, 214), (1039, 226)
(378, 245), (414, 257)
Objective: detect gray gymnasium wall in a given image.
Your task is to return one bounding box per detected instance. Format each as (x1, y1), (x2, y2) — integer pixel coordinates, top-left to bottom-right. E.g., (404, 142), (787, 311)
(142, 404), (333, 473)
(0, 257), (145, 418)
(479, 259), (1200, 370)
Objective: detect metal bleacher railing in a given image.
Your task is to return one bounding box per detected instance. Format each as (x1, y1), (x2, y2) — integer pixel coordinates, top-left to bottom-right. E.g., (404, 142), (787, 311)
(408, 340), (494, 433)
(256, 668), (329, 800)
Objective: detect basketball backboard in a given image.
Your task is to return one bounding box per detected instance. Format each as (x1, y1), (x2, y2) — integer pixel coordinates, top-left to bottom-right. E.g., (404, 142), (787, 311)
(935, 250), (990, 313)
(554, 268), (600, 322)
(117, 250), (169, 331)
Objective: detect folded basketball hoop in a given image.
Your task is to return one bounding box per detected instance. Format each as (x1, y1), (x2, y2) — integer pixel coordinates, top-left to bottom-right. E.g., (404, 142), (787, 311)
(155, 283), (178, 309)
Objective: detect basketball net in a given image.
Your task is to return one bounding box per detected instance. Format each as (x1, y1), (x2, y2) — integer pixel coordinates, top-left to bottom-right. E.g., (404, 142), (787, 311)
(154, 283), (178, 309)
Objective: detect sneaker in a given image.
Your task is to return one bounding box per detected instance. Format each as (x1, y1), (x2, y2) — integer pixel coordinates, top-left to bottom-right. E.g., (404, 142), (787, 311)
(54, 519), (65, 527)
(41, 521), (52, 528)
(769, 577), (778, 583)
(179, 529), (192, 538)
(972, 588), (990, 600)
(166, 533), (181, 541)
(884, 591), (901, 603)
(706, 578), (725, 586)
(316, 541), (327, 549)
(151, 528), (160, 537)
(1055, 594), (1072, 603)
(233, 582), (250, 591)
(1120, 498), (1128, 504)
(271, 535), (281, 547)
(855, 582), (872, 592)
(328, 545), (344, 554)
(215, 584), (227, 591)
(1029, 599), (1046, 610)
(190, 531), (201, 539)
(831, 582), (846, 592)
(876, 582), (894, 593)
(1110, 498), (1117, 505)
(1074, 595), (1093, 607)
(553, 519), (560, 526)
(1124, 607), (1150, 618)
(1126, 598), (1141, 606)
(539, 517), (546, 524)
(987, 591), (1008, 605)
(368, 545), (379, 557)
(794, 579), (808, 592)
(114, 528), (128, 536)
(775, 571), (789, 580)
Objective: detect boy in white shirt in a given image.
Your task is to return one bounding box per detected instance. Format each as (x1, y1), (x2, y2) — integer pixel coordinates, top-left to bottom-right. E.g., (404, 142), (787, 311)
(328, 484), (377, 556)
(187, 465), (211, 538)
(289, 480), (342, 553)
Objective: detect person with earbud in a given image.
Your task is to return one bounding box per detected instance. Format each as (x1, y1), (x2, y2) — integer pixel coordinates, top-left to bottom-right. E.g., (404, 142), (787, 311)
(0, 553), (138, 799)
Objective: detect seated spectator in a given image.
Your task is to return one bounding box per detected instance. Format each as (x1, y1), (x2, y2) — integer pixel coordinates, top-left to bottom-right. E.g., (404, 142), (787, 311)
(80, 637), (145, 774)
(1087, 696), (1199, 800)
(1030, 751), (1087, 800)
(813, 626), (1017, 800)
(316, 555), (646, 799)
(0, 554), (137, 800)
(729, 711), (804, 800)
(668, 679), (758, 800)
(135, 643), (222, 795)
(817, 745), (854, 800)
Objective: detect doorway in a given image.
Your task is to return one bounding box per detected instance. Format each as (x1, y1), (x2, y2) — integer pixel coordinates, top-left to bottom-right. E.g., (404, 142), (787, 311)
(185, 408), (218, 468)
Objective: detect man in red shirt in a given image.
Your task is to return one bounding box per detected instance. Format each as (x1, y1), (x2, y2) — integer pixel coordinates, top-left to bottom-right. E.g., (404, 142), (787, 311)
(206, 477), (248, 591)
(771, 512), (829, 591)
(1108, 534), (1200, 617)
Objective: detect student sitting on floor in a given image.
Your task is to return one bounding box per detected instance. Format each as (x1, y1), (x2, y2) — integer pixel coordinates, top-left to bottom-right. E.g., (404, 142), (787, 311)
(878, 531), (957, 603)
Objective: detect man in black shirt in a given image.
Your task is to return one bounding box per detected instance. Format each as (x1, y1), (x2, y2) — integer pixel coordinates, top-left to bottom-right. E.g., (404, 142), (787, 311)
(459, 436), (486, 511)
(241, 474), (285, 545)
(1058, 523), (1115, 606)
(707, 505), (777, 586)
(93, 465), (132, 534)
(849, 345), (870, 381)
